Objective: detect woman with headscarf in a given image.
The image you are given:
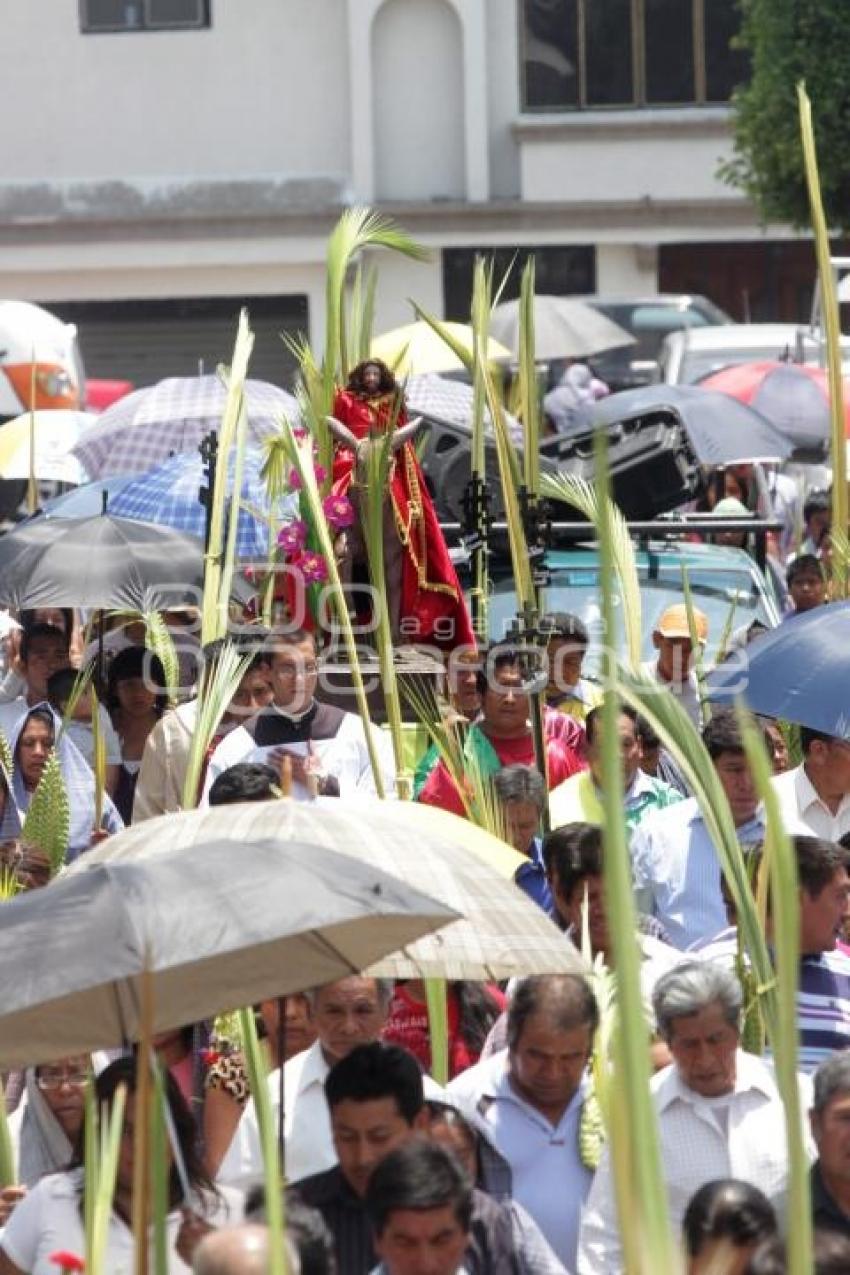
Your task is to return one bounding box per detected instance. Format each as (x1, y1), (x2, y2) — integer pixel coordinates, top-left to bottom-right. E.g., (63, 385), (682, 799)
(0, 703), (122, 861)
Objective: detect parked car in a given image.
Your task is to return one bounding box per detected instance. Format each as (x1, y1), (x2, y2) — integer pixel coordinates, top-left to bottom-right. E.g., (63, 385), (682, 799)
(484, 541), (781, 674)
(657, 322), (850, 386)
(579, 294), (731, 391)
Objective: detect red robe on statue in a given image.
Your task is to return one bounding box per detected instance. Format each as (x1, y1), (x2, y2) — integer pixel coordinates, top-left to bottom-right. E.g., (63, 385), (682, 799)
(331, 387), (475, 650)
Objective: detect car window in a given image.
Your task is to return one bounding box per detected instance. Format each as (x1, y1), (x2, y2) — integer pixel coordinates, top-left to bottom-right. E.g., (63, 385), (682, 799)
(487, 557), (775, 674)
(593, 303), (713, 362)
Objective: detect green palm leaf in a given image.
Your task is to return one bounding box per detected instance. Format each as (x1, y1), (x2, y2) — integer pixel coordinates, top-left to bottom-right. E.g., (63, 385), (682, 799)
(181, 643), (254, 809)
(21, 749), (70, 877)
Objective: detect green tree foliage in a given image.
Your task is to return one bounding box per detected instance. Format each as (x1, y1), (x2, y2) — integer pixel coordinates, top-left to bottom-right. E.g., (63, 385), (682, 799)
(722, 0), (850, 229)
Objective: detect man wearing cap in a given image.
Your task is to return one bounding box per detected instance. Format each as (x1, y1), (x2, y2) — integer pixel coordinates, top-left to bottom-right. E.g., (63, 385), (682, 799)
(642, 604), (709, 729)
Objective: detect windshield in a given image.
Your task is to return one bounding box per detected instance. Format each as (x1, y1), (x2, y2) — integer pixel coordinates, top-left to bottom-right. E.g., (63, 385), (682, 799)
(487, 555), (777, 674)
(681, 345), (813, 384)
(593, 301), (722, 361)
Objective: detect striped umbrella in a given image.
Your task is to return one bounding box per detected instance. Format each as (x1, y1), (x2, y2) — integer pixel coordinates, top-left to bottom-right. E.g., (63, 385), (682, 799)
(72, 375), (300, 478)
(107, 447), (298, 559)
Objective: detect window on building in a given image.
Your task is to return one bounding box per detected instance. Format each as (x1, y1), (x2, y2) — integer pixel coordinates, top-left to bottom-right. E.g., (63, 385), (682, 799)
(442, 246), (596, 321)
(520, 0), (748, 111)
(80, 0), (210, 33)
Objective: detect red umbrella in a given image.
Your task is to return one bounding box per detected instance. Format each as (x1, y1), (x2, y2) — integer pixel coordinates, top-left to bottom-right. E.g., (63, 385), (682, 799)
(698, 360), (850, 450)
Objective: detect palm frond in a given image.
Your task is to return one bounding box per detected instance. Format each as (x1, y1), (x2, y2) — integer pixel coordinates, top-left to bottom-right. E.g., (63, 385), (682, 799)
(346, 260), (380, 369)
(0, 730), (13, 784)
(87, 1082), (127, 1275)
(90, 685), (107, 832)
(144, 612), (179, 706)
(238, 1007), (286, 1275)
(0, 1080), (15, 1185)
(201, 311), (255, 645)
(424, 979), (450, 1087)
(518, 259), (541, 496)
(593, 429), (678, 1273)
(21, 750), (70, 877)
(325, 208), (428, 394)
(479, 356), (535, 614)
(540, 471), (643, 670)
(739, 708), (812, 1274)
(680, 565), (710, 723)
(181, 643), (254, 808)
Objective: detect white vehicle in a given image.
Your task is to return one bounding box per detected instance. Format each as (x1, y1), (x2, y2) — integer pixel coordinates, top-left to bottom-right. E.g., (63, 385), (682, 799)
(0, 300), (85, 420)
(657, 322), (850, 386)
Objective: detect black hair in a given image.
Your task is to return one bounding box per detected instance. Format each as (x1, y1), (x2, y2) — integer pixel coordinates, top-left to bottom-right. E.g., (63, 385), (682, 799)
(702, 707), (759, 760)
(795, 835), (850, 898)
(106, 645), (167, 716)
(46, 666), (81, 710)
(803, 489), (831, 525)
(20, 609), (74, 641)
(208, 763), (279, 807)
(544, 822), (604, 900)
(786, 553), (826, 587)
(324, 1042), (424, 1123)
(506, 974), (599, 1050)
(801, 726), (839, 755)
(245, 1191), (336, 1275)
(542, 612), (589, 646)
(682, 1179), (776, 1259)
(585, 703), (637, 747)
(345, 359), (399, 397)
(635, 715), (660, 750)
(365, 1138), (473, 1238)
(474, 645), (531, 697)
(69, 1056), (216, 1212)
(748, 1232), (850, 1274)
(20, 623), (70, 664)
(451, 982), (503, 1056)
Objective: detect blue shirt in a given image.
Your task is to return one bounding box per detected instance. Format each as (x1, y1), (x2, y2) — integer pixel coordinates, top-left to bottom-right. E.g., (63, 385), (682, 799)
(514, 837), (554, 916)
(631, 797), (766, 950)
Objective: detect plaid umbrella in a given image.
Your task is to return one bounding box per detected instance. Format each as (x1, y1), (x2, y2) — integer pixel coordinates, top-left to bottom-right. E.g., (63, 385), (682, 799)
(72, 375), (300, 478)
(406, 373), (523, 444)
(108, 447), (298, 559)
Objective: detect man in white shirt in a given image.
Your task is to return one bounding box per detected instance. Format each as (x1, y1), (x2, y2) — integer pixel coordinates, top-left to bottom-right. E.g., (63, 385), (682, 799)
(447, 973), (597, 1271)
(578, 961), (811, 1274)
(641, 603), (708, 730)
(216, 976), (396, 1188)
(203, 628), (394, 802)
(771, 726), (850, 842)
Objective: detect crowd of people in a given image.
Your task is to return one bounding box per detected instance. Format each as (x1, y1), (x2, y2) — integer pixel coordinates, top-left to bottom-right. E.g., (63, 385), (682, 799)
(0, 357), (848, 1273)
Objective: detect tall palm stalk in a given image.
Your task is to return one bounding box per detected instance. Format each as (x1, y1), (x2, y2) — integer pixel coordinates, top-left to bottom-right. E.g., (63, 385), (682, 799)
(181, 643), (253, 809)
(798, 84), (848, 598)
(594, 430), (678, 1274)
(0, 1083), (13, 1186)
(739, 711), (812, 1274)
(238, 1007), (286, 1275)
(201, 311), (254, 645)
(86, 1084), (127, 1275)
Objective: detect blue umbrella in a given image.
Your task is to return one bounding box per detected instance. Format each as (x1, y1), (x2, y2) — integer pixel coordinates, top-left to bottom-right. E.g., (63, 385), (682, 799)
(107, 448), (298, 560)
(706, 600), (850, 738)
(39, 475), (134, 518)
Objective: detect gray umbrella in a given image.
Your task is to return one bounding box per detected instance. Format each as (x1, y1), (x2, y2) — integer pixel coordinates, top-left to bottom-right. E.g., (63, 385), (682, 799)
(490, 295), (636, 361)
(0, 837), (456, 1068)
(589, 384), (793, 464)
(0, 512), (251, 612)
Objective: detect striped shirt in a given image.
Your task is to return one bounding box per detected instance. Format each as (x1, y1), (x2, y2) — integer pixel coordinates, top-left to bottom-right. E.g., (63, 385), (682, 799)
(696, 926), (850, 1072)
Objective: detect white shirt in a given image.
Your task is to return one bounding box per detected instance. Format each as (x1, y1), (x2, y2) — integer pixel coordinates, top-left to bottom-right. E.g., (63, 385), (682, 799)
(0, 1169), (240, 1274)
(771, 762), (850, 842)
(202, 703), (396, 804)
(447, 1049), (592, 1270)
(640, 661), (703, 729)
(577, 1051), (813, 1274)
(216, 1041), (443, 1189)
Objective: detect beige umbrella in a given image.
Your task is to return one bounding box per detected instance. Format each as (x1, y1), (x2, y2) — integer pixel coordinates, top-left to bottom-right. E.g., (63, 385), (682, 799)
(491, 295), (636, 361)
(74, 798), (580, 981)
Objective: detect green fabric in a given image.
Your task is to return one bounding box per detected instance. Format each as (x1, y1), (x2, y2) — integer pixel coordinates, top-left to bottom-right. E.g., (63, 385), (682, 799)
(412, 724), (502, 798)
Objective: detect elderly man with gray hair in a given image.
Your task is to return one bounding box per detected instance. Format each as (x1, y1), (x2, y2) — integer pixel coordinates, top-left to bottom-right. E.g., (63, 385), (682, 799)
(493, 764), (552, 914)
(193, 1225), (298, 1274)
(810, 1051), (850, 1238)
(578, 961), (812, 1274)
(217, 975), (396, 1189)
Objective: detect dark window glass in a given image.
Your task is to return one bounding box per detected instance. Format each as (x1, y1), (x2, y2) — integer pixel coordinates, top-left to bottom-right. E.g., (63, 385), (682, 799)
(80, 0), (209, 32)
(521, 0), (579, 109)
(585, 0), (634, 106)
(645, 0), (694, 103)
(705, 0), (748, 101)
(442, 247), (596, 322)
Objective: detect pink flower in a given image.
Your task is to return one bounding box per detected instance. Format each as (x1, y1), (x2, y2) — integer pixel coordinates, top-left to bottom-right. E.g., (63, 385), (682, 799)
(322, 494), (355, 530)
(288, 464), (327, 491)
(277, 520), (308, 554)
(296, 551), (328, 584)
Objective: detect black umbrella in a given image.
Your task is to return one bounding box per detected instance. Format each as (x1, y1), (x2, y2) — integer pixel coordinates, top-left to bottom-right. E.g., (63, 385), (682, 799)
(0, 835), (457, 1068)
(706, 600), (850, 737)
(590, 384), (793, 465)
(0, 513), (215, 611)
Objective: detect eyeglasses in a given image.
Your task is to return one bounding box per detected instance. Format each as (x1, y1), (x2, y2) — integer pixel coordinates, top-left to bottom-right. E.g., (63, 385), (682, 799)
(36, 1068), (89, 1091)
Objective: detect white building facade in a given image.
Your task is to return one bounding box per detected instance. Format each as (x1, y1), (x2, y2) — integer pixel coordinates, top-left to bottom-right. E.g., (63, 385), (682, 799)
(0, 0), (813, 384)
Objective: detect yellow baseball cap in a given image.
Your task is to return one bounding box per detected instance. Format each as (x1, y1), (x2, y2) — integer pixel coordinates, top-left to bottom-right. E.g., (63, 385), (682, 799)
(655, 603), (708, 642)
